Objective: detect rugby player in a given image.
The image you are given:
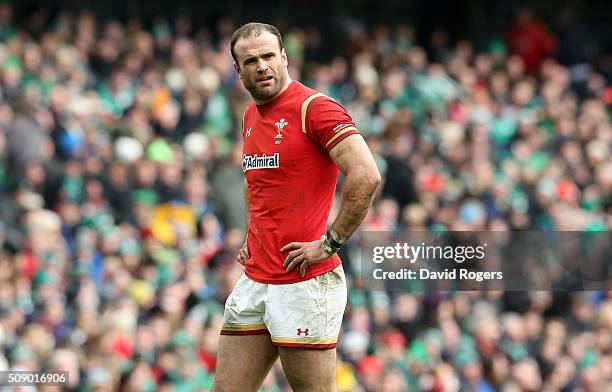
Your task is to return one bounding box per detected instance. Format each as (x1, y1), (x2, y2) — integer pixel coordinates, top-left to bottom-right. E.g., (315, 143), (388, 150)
(212, 22), (380, 392)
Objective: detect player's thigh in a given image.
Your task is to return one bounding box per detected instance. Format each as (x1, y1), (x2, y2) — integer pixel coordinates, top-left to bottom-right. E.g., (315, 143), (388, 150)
(265, 266), (346, 391)
(278, 346), (337, 392)
(215, 274), (276, 392)
(212, 334), (279, 392)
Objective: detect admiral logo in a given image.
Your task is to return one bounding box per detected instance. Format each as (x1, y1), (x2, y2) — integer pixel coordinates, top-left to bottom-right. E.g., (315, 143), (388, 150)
(242, 153), (280, 172)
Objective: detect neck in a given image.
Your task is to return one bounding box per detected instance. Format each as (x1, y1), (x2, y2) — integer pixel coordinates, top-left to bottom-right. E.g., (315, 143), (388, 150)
(254, 77), (293, 105)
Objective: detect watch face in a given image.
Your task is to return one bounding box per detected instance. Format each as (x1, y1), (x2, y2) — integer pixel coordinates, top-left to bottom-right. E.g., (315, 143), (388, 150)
(322, 237), (337, 255)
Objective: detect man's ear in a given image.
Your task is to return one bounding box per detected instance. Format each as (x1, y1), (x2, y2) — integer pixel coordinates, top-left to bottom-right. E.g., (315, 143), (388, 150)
(233, 62), (242, 79)
(281, 48), (288, 67)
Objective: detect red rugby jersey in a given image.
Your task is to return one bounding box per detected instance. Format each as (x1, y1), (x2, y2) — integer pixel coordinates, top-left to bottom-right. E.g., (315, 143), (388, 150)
(241, 81), (360, 284)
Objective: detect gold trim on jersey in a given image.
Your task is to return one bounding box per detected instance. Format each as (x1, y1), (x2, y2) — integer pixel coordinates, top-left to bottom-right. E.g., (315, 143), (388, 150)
(325, 126), (358, 148)
(301, 92), (325, 134)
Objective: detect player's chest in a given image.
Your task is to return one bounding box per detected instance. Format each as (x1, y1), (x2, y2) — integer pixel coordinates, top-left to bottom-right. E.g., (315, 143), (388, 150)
(243, 111), (303, 153)
(242, 111), (308, 176)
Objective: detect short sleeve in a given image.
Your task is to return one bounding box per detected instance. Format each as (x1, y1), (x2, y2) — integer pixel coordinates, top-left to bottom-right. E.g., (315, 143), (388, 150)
(241, 104), (253, 141)
(304, 96), (360, 151)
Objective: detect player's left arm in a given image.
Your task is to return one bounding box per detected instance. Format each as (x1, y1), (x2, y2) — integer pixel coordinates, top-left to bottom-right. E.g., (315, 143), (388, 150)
(282, 134), (380, 277)
(327, 134), (381, 236)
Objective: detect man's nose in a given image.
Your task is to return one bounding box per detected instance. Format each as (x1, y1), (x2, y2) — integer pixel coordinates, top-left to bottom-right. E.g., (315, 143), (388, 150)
(256, 59), (269, 72)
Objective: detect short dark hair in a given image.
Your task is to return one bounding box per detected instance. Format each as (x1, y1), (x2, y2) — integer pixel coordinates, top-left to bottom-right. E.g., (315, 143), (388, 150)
(230, 22), (283, 63)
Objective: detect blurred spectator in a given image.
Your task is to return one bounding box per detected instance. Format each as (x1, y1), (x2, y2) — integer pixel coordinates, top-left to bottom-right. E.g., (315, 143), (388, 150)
(505, 7), (556, 74)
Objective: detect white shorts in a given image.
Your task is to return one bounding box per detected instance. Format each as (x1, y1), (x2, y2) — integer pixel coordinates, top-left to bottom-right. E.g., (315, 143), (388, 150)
(221, 265), (347, 349)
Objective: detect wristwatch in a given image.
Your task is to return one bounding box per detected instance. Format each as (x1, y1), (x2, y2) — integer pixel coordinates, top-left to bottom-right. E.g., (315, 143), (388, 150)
(321, 236), (338, 255)
(321, 228), (350, 256)
(328, 228), (349, 246)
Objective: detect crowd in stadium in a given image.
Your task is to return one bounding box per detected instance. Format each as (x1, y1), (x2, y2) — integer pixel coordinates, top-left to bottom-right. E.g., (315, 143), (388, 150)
(0, 2), (610, 391)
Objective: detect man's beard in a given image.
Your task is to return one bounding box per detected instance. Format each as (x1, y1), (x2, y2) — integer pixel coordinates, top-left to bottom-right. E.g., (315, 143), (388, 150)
(245, 73), (285, 102)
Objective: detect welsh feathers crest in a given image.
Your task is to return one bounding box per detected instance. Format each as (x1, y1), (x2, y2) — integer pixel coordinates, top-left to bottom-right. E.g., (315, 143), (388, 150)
(275, 118), (288, 144)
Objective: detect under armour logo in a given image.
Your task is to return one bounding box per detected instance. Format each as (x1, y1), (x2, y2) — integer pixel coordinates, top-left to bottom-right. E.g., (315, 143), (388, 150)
(246, 127), (252, 137)
(297, 328), (309, 337)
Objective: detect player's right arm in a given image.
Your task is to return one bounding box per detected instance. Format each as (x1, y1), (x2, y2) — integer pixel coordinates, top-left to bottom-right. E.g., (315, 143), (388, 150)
(237, 179), (250, 265)
(237, 106), (251, 266)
